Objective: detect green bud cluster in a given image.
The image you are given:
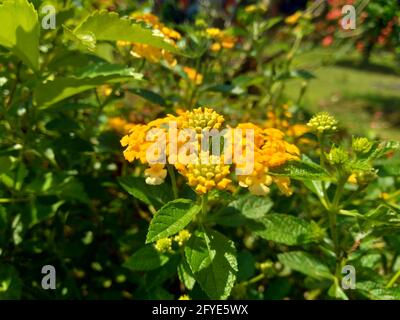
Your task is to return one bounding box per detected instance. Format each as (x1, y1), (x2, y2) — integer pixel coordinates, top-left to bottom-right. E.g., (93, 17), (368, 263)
(328, 146), (349, 166)
(352, 137), (372, 155)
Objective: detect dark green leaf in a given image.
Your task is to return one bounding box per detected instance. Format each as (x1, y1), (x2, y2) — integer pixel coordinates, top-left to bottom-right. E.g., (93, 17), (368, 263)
(185, 229), (238, 299)
(123, 245), (169, 271)
(146, 199), (200, 243)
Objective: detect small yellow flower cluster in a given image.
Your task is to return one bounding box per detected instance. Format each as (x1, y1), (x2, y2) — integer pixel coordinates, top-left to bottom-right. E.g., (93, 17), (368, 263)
(108, 117), (136, 135)
(154, 229), (192, 253)
(174, 229), (192, 246)
(118, 13), (181, 67)
(154, 238), (173, 253)
(307, 112), (338, 134)
(234, 123), (300, 196)
(285, 11), (302, 25)
(205, 28), (236, 52)
(265, 105), (310, 142)
(181, 107), (224, 133)
(178, 294), (190, 300)
(183, 66), (203, 85)
(244, 3), (268, 14)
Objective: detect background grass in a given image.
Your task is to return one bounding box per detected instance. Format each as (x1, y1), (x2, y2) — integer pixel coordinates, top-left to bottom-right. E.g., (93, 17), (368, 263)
(285, 48), (400, 140)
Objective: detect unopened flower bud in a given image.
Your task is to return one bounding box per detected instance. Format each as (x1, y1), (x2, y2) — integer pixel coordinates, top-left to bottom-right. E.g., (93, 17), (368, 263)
(352, 137), (372, 155)
(307, 112), (338, 134)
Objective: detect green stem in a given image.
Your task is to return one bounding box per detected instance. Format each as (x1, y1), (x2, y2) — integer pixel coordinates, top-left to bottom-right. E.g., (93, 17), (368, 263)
(167, 165), (178, 199)
(241, 273), (265, 287)
(329, 180), (345, 259)
(201, 193), (208, 217)
(386, 269), (400, 289)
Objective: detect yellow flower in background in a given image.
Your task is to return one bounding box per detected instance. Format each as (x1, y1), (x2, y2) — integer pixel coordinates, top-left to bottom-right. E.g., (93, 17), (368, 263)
(183, 66), (203, 85)
(97, 84), (113, 97)
(206, 28), (221, 37)
(244, 4), (257, 13)
(178, 294), (190, 300)
(108, 117), (135, 135)
(154, 238), (172, 253)
(205, 27), (236, 52)
(244, 3), (268, 13)
(210, 42), (222, 52)
(120, 13), (181, 67)
(265, 105), (310, 141)
(285, 11), (302, 25)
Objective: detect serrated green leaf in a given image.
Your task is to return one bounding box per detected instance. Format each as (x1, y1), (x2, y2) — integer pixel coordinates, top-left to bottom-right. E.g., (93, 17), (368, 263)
(212, 194), (273, 227)
(362, 205), (400, 233)
(146, 199), (200, 243)
(118, 176), (173, 209)
(73, 63), (141, 79)
(0, 0), (39, 71)
(123, 245), (169, 271)
(34, 64), (142, 107)
(365, 141), (399, 161)
(185, 229), (238, 300)
(177, 259), (196, 290)
(68, 10), (180, 54)
(270, 160), (330, 181)
(278, 251), (334, 280)
(356, 281), (400, 300)
(249, 214), (324, 246)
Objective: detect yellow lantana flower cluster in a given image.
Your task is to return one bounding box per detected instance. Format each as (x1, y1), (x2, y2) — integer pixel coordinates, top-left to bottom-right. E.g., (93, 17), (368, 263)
(118, 13), (181, 67)
(234, 123), (300, 196)
(205, 28), (237, 52)
(121, 107), (299, 197)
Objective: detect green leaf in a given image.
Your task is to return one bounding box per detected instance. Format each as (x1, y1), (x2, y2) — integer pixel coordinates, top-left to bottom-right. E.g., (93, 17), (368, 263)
(118, 176), (173, 209)
(0, 264), (22, 299)
(177, 259), (196, 290)
(249, 214), (324, 246)
(278, 251), (334, 280)
(185, 229), (238, 300)
(68, 10), (180, 54)
(129, 88), (167, 107)
(0, 0), (39, 71)
(270, 160), (330, 181)
(73, 63), (141, 79)
(34, 64), (142, 108)
(362, 205), (400, 233)
(366, 141), (399, 161)
(276, 70), (316, 81)
(146, 199), (200, 243)
(23, 199), (65, 228)
(356, 281), (400, 300)
(212, 194), (273, 227)
(123, 245), (169, 271)
(328, 280), (349, 300)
